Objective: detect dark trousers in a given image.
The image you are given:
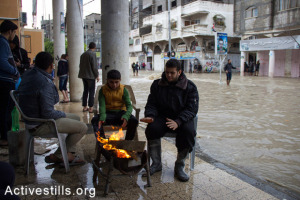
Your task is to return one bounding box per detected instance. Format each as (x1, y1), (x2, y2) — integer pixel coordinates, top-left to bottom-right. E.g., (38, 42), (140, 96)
(92, 111), (138, 140)
(0, 161), (20, 200)
(145, 116), (196, 152)
(82, 78), (95, 107)
(0, 81), (15, 141)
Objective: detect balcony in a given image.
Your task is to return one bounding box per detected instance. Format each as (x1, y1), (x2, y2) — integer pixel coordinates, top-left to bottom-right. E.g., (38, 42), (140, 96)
(143, 15), (152, 27)
(182, 24), (208, 37)
(142, 33), (154, 44)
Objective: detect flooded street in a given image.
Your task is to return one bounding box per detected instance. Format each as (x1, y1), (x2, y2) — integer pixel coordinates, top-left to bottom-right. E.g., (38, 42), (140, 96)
(129, 71), (300, 194)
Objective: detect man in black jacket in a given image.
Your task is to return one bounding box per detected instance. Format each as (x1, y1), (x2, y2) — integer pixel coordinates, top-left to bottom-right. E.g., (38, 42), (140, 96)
(9, 35), (30, 75)
(141, 59), (199, 182)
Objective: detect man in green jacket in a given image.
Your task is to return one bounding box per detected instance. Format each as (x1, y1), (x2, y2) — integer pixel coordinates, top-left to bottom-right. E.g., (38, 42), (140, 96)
(91, 69), (138, 140)
(78, 42), (100, 113)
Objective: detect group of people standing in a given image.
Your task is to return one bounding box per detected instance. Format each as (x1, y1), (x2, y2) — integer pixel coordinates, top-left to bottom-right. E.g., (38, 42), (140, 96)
(131, 62), (139, 76)
(244, 60), (260, 76)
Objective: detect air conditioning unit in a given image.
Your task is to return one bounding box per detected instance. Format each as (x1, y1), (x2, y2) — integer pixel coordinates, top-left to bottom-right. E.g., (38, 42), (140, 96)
(21, 12), (27, 26)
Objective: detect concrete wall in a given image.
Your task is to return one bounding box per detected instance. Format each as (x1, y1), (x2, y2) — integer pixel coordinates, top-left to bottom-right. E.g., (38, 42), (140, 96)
(0, 0), (22, 36)
(23, 29), (44, 62)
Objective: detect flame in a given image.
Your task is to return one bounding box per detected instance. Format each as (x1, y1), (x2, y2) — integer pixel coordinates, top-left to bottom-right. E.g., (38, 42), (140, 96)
(96, 128), (131, 158)
(116, 149), (131, 158)
(109, 128), (124, 141)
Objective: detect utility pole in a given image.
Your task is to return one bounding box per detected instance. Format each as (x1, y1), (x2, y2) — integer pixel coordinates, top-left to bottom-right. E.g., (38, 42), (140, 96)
(168, 0), (171, 56)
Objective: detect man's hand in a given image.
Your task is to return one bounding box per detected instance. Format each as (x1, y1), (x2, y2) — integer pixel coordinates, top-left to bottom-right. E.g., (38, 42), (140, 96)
(225, 70), (228, 73)
(166, 118), (178, 130)
(15, 60), (21, 67)
(121, 118), (127, 128)
(96, 77), (100, 82)
(140, 117), (154, 123)
(98, 120), (104, 129)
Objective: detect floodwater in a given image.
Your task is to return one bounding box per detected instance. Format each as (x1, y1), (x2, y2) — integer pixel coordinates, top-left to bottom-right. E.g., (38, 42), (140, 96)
(129, 71), (300, 194)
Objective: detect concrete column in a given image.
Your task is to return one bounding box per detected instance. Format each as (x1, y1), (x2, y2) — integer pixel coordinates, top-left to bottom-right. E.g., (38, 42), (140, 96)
(240, 51), (245, 76)
(101, 0), (129, 84)
(67, 0), (84, 101)
(269, 50), (275, 77)
(53, 0), (65, 88)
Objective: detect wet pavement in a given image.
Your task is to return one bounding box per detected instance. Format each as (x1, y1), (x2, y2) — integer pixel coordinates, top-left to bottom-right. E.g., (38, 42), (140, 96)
(1, 70), (299, 199)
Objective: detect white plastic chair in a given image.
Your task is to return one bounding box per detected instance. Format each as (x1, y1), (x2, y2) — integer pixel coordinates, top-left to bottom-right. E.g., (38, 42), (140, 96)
(10, 90), (70, 174)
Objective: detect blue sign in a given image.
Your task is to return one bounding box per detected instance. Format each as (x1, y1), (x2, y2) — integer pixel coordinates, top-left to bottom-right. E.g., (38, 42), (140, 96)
(216, 33), (228, 55)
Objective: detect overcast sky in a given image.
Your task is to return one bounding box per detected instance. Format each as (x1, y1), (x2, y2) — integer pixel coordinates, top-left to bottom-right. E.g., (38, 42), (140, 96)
(22, 0), (101, 29)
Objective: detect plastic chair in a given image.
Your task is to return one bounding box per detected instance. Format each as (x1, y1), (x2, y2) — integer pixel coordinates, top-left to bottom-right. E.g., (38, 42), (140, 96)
(148, 115), (198, 171)
(10, 90), (70, 174)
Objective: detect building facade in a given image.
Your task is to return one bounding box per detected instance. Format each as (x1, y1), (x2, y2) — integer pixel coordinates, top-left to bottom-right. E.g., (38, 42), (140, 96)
(235, 0), (300, 77)
(138, 0), (239, 72)
(84, 13), (101, 68)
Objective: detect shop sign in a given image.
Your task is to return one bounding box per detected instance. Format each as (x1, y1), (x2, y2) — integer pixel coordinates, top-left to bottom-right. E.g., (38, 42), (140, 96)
(240, 35), (300, 51)
(161, 51), (196, 60)
(177, 44), (187, 52)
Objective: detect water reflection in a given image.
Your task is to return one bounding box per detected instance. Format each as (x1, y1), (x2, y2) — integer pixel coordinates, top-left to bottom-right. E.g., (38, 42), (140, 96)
(130, 71), (300, 193)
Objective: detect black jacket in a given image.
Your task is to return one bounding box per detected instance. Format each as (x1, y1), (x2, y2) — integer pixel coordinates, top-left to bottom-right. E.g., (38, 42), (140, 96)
(10, 36), (30, 75)
(57, 59), (68, 76)
(145, 72), (199, 126)
(224, 63), (236, 73)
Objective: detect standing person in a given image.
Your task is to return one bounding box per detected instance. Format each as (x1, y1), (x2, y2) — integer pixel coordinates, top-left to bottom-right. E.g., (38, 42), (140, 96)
(224, 59), (236, 86)
(18, 51), (87, 164)
(57, 54), (69, 103)
(0, 20), (19, 146)
(78, 42), (100, 113)
(249, 61), (254, 76)
(140, 59), (199, 182)
(135, 62), (139, 76)
(244, 62), (249, 76)
(91, 69), (138, 140)
(255, 60), (260, 76)
(132, 62), (136, 76)
(189, 62), (193, 73)
(9, 35), (30, 75)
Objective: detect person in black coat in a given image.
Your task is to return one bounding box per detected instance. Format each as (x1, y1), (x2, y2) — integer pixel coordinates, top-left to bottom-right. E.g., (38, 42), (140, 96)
(9, 35), (30, 75)
(140, 59), (199, 182)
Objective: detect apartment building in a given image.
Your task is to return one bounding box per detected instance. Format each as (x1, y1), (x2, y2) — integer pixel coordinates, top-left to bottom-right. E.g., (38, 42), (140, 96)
(235, 0), (300, 77)
(134, 0), (240, 72)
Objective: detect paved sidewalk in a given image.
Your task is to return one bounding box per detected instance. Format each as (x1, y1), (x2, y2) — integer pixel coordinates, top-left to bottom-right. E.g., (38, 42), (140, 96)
(0, 112), (294, 199)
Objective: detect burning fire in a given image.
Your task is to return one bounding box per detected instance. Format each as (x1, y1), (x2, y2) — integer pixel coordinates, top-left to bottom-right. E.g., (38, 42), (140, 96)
(96, 128), (131, 158)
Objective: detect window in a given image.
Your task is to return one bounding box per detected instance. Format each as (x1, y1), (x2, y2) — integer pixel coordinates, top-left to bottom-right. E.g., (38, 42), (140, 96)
(185, 21), (191, 26)
(156, 24), (162, 33)
(157, 5), (162, 12)
(132, 22), (138, 29)
(279, 0), (299, 10)
(245, 7), (258, 18)
(135, 39), (140, 45)
(171, 0), (177, 7)
(191, 19), (200, 25)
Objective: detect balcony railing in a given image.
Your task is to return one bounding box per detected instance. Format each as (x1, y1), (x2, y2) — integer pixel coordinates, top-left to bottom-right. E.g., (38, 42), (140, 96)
(142, 33), (153, 43)
(182, 24), (208, 36)
(142, 15), (152, 27)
